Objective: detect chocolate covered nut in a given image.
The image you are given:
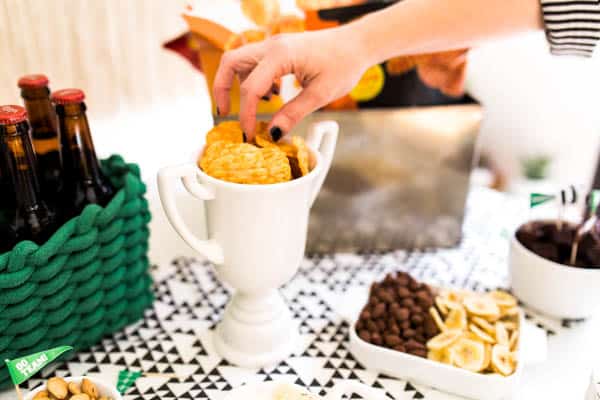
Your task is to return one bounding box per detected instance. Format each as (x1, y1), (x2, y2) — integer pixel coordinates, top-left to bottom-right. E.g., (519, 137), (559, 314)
(370, 282), (380, 294)
(411, 313), (424, 325)
(390, 323), (400, 335)
(359, 330), (371, 342)
(405, 339), (425, 350)
(393, 344), (407, 353)
(376, 319), (386, 331)
(409, 280), (420, 291)
(401, 320), (411, 330)
(394, 307), (410, 321)
(385, 334), (401, 347)
(424, 316), (438, 337)
(409, 348), (428, 358)
(397, 287), (411, 299)
(380, 290), (394, 304)
(367, 320), (378, 332)
(414, 325), (424, 335)
(360, 310), (372, 320)
(415, 291), (433, 309)
(373, 303), (386, 318)
(383, 274), (395, 286)
(396, 274), (409, 287)
(403, 329), (416, 339)
(401, 298), (414, 308)
(371, 333), (382, 345)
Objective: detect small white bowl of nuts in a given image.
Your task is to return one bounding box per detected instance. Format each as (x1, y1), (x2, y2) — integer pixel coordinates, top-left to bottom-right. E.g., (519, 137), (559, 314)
(25, 376), (121, 400)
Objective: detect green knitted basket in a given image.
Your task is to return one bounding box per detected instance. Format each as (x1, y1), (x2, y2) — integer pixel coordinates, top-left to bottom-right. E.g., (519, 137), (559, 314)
(0, 155), (154, 389)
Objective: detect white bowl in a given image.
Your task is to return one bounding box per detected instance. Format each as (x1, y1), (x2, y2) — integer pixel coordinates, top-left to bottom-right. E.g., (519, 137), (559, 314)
(509, 226), (600, 319)
(24, 376), (122, 400)
(349, 313), (524, 400)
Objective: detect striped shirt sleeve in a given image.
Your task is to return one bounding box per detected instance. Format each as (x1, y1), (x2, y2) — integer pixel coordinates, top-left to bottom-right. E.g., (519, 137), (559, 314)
(540, 0), (600, 57)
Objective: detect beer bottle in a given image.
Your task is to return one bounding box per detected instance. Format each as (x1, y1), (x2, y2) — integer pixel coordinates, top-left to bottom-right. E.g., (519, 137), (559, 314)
(0, 105), (56, 251)
(52, 89), (114, 217)
(18, 74), (63, 203)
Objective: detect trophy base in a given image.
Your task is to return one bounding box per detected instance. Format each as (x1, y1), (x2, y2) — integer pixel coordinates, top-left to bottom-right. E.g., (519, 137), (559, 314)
(213, 289), (299, 367)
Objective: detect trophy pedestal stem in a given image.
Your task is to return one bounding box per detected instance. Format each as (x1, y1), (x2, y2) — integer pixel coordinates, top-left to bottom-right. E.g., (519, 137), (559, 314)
(213, 289), (298, 367)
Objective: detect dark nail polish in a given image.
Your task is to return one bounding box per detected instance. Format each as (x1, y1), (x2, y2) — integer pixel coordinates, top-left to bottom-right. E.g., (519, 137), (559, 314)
(216, 106), (220, 116)
(242, 132), (247, 142)
(271, 85), (280, 95)
(270, 126), (282, 142)
(261, 95), (271, 101)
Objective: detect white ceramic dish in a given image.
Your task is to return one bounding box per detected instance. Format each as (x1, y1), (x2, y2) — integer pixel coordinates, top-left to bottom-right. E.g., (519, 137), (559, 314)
(223, 381), (390, 400)
(509, 222), (600, 319)
(349, 313), (523, 400)
(24, 376), (122, 400)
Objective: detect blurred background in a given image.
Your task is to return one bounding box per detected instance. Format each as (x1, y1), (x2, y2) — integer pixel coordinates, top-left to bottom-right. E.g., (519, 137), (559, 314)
(1, 0), (598, 188)
(1, 0), (600, 259)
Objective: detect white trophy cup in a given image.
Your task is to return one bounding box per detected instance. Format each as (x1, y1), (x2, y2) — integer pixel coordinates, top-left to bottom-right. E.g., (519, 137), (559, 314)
(157, 121), (338, 367)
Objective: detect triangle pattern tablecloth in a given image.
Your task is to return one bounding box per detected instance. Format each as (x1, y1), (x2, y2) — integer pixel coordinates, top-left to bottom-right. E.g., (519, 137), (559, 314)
(1, 188), (584, 399)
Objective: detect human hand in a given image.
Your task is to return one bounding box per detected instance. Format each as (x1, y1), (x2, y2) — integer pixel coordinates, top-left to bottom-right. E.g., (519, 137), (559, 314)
(213, 28), (371, 140)
(415, 49), (468, 98)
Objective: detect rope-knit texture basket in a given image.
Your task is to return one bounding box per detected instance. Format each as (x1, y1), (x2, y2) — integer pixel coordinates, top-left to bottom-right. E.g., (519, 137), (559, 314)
(0, 155), (153, 389)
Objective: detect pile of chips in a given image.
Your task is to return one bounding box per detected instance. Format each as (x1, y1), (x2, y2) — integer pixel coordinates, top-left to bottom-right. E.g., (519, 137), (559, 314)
(426, 289), (520, 376)
(199, 121), (311, 184)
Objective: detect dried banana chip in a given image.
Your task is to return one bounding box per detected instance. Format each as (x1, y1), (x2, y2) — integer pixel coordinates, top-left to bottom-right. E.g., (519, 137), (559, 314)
(495, 322), (510, 346)
(450, 338), (487, 372)
(429, 307), (447, 332)
(426, 330), (462, 351)
(428, 349), (453, 365)
(487, 290), (517, 308)
(435, 297), (449, 316)
(468, 323), (496, 344)
(444, 308), (467, 330)
(491, 344), (515, 376)
(471, 316), (496, 335)
(463, 296), (500, 320)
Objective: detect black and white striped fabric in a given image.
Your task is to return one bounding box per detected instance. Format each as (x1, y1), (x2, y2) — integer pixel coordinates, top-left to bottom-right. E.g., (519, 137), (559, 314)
(540, 0), (600, 56)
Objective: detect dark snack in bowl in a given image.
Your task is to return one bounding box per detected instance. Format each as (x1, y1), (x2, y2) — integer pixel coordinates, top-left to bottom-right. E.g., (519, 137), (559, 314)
(516, 220), (600, 267)
(355, 272), (439, 357)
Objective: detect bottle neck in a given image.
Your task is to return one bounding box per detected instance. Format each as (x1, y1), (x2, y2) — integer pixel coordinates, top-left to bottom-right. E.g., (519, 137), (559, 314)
(56, 102), (103, 184)
(0, 122), (43, 210)
(21, 87), (59, 152)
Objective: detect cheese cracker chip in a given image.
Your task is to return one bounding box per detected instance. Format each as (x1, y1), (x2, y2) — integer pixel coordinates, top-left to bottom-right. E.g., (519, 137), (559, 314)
(292, 136), (310, 176)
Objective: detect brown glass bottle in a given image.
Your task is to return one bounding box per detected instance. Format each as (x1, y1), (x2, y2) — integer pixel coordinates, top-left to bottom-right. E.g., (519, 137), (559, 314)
(52, 89), (114, 217)
(0, 105), (56, 252)
(18, 74), (63, 203)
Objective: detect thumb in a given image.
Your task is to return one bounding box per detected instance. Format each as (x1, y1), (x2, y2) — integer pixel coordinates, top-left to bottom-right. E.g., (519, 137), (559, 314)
(268, 85), (327, 141)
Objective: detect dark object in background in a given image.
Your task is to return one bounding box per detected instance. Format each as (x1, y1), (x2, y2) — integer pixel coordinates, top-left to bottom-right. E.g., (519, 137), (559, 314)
(53, 89), (114, 218)
(307, 0), (471, 108)
(18, 74), (63, 206)
(516, 220), (600, 267)
(0, 105), (56, 251)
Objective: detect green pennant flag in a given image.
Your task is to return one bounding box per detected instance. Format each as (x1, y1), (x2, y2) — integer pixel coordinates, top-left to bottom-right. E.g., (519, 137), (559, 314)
(4, 346), (72, 385)
(530, 193), (556, 208)
(117, 370), (143, 394)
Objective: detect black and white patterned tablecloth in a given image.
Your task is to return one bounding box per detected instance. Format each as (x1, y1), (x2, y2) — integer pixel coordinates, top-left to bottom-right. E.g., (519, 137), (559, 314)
(3, 188), (582, 399)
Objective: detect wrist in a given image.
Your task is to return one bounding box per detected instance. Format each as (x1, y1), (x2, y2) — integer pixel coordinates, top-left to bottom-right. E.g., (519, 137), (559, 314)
(342, 17), (386, 67)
